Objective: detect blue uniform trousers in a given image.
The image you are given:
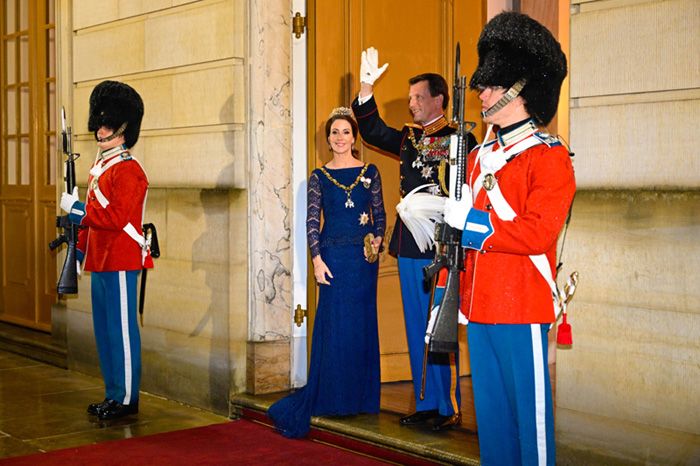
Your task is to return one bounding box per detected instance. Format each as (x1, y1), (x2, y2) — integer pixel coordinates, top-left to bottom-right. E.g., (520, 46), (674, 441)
(91, 270), (141, 405)
(468, 323), (555, 466)
(398, 257), (460, 416)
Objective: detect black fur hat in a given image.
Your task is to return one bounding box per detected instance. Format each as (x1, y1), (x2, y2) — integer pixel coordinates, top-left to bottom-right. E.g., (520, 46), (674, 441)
(469, 12), (567, 126)
(88, 80), (144, 148)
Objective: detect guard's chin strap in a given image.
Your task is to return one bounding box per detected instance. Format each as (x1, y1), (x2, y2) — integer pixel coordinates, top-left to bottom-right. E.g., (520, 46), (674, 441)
(95, 121), (128, 143)
(481, 79), (527, 119)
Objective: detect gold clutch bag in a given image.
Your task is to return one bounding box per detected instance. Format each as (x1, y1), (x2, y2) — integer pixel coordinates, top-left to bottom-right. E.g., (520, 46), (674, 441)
(364, 233), (378, 263)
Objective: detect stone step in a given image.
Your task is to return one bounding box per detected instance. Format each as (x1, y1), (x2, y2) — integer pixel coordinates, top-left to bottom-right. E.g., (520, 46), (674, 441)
(0, 322), (67, 369)
(231, 393), (481, 466)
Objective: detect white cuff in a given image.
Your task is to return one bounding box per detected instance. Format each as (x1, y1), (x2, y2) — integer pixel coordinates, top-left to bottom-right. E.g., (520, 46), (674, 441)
(357, 93), (373, 105)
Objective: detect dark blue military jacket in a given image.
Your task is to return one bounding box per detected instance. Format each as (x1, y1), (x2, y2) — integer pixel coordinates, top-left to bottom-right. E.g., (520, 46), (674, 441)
(352, 95), (477, 259)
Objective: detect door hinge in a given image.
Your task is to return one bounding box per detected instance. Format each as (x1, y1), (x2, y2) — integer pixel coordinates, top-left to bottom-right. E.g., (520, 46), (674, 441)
(294, 304), (307, 327)
(292, 12), (306, 39)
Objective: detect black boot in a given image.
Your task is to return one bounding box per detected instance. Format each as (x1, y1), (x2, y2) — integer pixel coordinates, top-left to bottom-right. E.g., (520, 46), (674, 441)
(399, 409), (439, 425)
(87, 398), (110, 416)
(97, 400), (139, 420)
(432, 412), (462, 431)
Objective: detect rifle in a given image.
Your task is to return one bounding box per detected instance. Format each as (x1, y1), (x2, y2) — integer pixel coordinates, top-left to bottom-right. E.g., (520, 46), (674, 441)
(49, 108), (80, 294)
(422, 43), (475, 353)
(419, 44), (474, 399)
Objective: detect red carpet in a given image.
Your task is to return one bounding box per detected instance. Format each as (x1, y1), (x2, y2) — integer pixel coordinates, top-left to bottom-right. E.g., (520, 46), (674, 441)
(0, 419), (390, 465)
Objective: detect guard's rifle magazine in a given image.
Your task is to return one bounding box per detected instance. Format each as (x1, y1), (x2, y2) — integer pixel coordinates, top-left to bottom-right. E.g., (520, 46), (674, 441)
(49, 107), (80, 295)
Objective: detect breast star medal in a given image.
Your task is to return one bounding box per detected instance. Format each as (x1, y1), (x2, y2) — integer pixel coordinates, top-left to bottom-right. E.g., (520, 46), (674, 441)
(359, 212), (369, 225)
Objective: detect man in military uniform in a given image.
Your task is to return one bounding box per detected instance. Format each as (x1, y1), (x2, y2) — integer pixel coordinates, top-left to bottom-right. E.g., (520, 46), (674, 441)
(352, 47), (477, 431)
(60, 81), (153, 421)
(443, 12), (574, 465)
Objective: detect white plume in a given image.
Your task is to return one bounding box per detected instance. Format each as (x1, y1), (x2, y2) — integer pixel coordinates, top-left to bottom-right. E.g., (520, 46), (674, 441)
(396, 184), (446, 253)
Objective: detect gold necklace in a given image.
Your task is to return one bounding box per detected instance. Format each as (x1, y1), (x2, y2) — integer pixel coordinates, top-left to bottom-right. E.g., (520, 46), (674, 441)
(319, 164), (369, 208)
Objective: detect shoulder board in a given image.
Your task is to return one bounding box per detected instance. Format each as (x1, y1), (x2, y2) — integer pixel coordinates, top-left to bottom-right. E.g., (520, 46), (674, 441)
(533, 132), (562, 148)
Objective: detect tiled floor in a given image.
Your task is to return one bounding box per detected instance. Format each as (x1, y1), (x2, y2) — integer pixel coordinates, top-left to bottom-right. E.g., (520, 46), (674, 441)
(0, 349), (227, 460)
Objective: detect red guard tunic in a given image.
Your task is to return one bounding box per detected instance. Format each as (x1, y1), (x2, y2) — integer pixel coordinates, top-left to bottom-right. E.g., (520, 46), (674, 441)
(76, 148), (153, 272)
(459, 134), (576, 324)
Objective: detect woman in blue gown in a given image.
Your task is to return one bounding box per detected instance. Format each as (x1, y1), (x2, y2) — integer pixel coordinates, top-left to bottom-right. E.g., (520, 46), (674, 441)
(268, 107), (386, 438)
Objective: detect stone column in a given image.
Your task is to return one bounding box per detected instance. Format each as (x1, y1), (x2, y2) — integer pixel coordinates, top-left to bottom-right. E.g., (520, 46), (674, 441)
(246, 0), (294, 394)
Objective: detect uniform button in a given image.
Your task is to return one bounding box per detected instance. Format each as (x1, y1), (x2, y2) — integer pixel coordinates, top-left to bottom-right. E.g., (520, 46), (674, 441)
(488, 245), (493, 249)
(468, 241), (473, 246)
(400, 175), (404, 179)
(479, 249), (486, 254)
(486, 204), (493, 210)
(400, 160), (403, 165)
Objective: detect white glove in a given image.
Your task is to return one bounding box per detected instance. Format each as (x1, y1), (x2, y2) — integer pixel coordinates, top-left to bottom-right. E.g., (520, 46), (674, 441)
(360, 47), (389, 85)
(443, 184), (473, 229)
(60, 186), (79, 214)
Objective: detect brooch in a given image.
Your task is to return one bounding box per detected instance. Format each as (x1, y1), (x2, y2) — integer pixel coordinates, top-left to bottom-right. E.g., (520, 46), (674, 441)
(360, 176), (371, 188)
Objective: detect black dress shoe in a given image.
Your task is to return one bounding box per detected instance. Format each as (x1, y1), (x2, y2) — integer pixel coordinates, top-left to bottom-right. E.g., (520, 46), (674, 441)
(87, 398), (110, 416)
(97, 400), (139, 420)
(399, 410), (439, 425)
(432, 412), (462, 431)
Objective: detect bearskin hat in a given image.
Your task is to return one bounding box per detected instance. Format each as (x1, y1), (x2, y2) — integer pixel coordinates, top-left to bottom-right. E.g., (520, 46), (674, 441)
(469, 12), (567, 126)
(88, 80), (144, 148)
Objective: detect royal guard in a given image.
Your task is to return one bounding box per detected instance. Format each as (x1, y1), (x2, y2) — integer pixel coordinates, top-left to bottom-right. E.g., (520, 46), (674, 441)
(60, 80), (153, 420)
(443, 12), (575, 465)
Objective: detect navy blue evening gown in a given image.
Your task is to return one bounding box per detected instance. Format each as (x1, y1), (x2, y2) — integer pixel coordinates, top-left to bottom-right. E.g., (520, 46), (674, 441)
(268, 163), (386, 438)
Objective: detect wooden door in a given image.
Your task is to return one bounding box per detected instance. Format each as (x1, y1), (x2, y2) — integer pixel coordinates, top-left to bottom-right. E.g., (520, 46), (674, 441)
(0, 0), (57, 331)
(308, 0), (485, 381)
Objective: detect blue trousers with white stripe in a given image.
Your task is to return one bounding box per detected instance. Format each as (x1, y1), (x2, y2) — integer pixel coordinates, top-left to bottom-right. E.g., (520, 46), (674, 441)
(468, 323), (555, 466)
(398, 257), (460, 416)
(91, 270), (141, 406)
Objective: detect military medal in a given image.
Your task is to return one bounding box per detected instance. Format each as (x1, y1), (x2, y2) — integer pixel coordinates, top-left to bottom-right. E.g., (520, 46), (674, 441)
(483, 173), (496, 191)
(407, 128), (450, 161)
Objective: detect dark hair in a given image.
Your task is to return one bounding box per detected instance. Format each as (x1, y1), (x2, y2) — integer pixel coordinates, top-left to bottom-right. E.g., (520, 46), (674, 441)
(325, 113), (360, 158)
(408, 73), (449, 110)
